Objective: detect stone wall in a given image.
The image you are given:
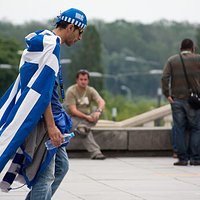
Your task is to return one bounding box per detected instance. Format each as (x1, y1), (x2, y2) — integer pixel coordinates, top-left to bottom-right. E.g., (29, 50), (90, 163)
(67, 127), (172, 151)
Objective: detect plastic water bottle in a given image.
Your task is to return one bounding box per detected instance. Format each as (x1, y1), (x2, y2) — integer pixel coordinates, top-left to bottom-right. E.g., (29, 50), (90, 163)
(45, 132), (75, 150)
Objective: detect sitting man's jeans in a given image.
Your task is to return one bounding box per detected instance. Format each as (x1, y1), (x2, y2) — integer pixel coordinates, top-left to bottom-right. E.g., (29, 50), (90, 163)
(25, 146), (69, 200)
(71, 116), (102, 158)
(171, 99), (200, 162)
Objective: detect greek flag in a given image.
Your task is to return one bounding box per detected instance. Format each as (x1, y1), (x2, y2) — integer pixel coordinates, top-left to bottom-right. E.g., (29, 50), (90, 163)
(0, 30), (60, 173)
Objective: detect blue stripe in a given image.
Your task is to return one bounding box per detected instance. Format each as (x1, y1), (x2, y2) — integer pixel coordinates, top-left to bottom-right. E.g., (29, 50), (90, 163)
(26, 34), (44, 52)
(0, 30), (60, 184)
(31, 65), (55, 94)
(20, 62), (38, 90)
(0, 87), (30, 127)
(0, 68), (56, 172)
(0, 82), (16, 127)
(35, 30), (43, 35)
(12, 153), (24, 164)
(0, 81), (15, 108)
(2, 172), (16, 184)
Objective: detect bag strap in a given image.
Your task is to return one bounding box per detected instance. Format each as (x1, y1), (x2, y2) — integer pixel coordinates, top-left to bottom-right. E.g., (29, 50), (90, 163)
(179, 53), (192, 91)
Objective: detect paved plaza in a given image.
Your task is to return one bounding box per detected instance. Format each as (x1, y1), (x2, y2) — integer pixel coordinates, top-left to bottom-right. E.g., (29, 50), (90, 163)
(0, 157), (200, 200)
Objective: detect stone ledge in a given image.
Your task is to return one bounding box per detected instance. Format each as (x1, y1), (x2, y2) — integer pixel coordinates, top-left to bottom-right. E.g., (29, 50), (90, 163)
(128, 128), (171, 150)
(67, 127), (172, 151)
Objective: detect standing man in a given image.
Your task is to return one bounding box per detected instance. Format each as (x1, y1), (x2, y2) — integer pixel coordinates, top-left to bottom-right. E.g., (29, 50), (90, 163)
(0, 8), (87, 199)
(161, 38), (200, 166)
(64, 69), (106, 160)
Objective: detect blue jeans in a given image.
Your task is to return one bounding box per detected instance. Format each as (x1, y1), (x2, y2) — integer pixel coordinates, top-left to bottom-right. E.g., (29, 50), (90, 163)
(171, 126), (177, 152)
(25, 146), (69, 200)
(171, 99), (200, 161)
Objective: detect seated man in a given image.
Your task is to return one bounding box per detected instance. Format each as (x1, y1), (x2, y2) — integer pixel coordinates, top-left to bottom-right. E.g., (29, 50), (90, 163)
(64, 69), (106, 160)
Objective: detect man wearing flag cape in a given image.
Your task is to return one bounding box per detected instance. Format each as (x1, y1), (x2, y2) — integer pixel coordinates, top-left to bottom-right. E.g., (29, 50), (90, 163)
(0, 8), (87, 200)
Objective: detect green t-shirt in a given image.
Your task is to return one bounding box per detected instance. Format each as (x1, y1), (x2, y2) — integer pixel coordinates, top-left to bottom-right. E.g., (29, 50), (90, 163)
(64, 84), (101, 115)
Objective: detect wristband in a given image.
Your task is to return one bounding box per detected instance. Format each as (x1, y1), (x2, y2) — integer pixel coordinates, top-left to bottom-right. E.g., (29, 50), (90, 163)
(96, 108), (103, 113)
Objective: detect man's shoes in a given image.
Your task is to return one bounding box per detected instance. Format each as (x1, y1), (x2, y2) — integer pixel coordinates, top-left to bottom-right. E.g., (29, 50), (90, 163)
(190, 160), (200, 166)
(74, 127), (89, 137)
(91, 153), (106, 160)
(173, 160), (188, 166)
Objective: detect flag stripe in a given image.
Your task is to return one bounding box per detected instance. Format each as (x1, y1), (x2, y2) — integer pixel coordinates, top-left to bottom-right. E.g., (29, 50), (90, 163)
(0, 76), (20, 119)
(0, 88), (41, 157)
(0, 29), (60, 181)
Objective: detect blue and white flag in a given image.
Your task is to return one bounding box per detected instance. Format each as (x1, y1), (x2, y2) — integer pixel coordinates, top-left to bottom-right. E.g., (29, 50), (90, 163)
(0, 30), (61, 173)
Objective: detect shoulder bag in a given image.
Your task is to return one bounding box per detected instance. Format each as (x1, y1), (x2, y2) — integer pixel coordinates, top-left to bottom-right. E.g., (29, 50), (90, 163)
(180, 53), (200, 110)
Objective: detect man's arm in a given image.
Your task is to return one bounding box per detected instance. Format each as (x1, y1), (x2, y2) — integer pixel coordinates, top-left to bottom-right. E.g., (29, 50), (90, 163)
(68, 97), (105, 123)
(65, 87), (105, 123)
(44, 103), (64, 147)
(91, 97), (105, 122)
(68, 96), (105, 123)
(96, 97), (105, 113)
(161, 61), (173, 103)
(68, 104), (95, 122)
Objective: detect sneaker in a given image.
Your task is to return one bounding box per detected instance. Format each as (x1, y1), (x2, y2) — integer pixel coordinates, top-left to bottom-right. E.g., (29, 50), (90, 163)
(74, 127), (88, 137)
(91, 153), (106, 160)
(190, 160), (200, 166)
(174, 160), (188, 166)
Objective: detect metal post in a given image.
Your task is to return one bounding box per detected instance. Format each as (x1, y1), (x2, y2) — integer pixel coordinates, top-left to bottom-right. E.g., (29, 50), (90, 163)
(112, 107), (117, 121)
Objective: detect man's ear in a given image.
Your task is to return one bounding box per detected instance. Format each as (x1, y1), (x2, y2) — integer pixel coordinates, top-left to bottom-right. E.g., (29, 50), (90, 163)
(67, 24), (74, 31)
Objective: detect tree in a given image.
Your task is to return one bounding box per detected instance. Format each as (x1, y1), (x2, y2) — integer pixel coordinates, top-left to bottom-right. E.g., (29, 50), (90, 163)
(0, 35), (21, 96)
(0, 36), (21, 65)
(66, 25), (103, 91)
(196, 27), (200, 53)
(0, 19), (198, 99)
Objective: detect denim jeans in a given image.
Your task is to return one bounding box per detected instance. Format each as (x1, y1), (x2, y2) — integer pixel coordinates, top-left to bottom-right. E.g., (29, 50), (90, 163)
(171, 99), (200, 161)
(171, 126), (177, 152)
(25, 146), (69, 200)
(71, 116), (102, 158)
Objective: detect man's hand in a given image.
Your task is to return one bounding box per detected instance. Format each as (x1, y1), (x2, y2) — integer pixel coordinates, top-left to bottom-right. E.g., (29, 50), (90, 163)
(67, 104), (103, 123)
(167, 96), (174, 104)
(44, 103), (64, 147)
(85, 112), (100, 123)
(48, 126), (64, 147)
(91, 112), (101, 122)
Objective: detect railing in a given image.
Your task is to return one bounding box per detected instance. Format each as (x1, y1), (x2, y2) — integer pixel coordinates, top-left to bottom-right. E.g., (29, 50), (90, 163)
(94, 104), (172, 129)
(68, 104), (173, 152)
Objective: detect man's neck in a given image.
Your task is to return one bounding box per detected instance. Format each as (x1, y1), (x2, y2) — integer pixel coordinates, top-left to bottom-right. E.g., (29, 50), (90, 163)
(52, 28), (63, 44)
(181, 50), (193, 54)
(76, 84), (86, 92)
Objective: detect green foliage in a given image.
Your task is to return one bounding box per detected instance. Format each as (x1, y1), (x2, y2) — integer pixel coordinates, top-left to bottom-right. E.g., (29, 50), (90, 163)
(93, 19), (197, 98)
(97, 19), (197, 64)
(0, 19), (198, 102)
(0, 21), (50, 48)
(196, 27), (200, 54)
(0, 36), (21, 65)
(66, 25), (103, 90)
(101, 91), (157, 121)
(0, 35), (21, 96)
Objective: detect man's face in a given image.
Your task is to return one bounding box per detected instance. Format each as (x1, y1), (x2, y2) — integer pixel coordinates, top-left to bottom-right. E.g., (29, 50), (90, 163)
(76, 74), (89, 89)
(64, 25), (83, 46)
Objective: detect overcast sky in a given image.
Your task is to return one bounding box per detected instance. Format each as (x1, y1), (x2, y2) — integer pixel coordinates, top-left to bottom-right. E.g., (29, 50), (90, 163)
(0, 0), (200, 25)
